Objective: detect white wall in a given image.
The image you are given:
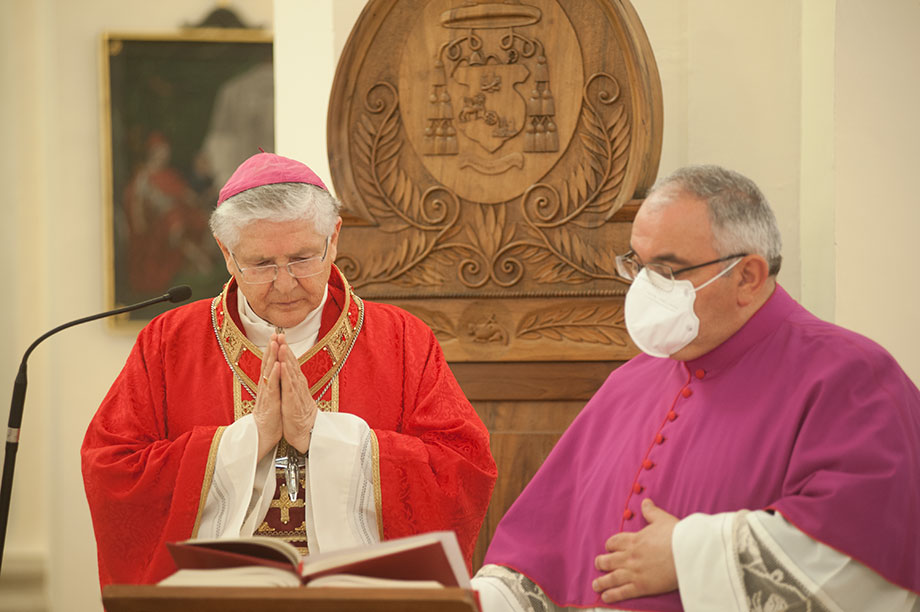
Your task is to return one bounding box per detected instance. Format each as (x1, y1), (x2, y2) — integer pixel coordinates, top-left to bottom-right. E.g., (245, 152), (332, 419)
(834, 1), (920, 380)
(273, 0), (366, 183)
(0, 3), (50, 610)
(0, 4), (273, 611)
(2, 1), (919, 611)
(685, 2), (804, 298)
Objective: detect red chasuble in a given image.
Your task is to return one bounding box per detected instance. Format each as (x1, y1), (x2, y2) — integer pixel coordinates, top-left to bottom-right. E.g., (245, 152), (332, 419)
(82, 267), (496, 590)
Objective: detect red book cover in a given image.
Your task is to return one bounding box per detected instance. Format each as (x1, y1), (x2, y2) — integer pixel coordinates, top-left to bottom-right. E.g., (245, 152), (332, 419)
(166, 539), (297, 574)
(165, 530), (470, 588)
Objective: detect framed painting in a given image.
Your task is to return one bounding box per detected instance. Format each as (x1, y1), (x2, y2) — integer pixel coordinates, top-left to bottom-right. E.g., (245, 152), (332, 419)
(101, 29), (273, 324)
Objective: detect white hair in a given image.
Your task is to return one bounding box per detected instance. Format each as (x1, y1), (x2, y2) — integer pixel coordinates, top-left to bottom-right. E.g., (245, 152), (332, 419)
(209, 183), (342, 250)
(649, 165), (783, 276)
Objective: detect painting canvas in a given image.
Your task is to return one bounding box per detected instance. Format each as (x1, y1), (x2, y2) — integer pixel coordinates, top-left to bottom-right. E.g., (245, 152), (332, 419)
(102, 30), (273, 322)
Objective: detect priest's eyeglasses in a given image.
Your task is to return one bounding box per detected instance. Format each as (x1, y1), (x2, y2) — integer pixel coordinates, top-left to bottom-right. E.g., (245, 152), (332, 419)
(615, 249), (747, 290)
(230, 237), (331, 284)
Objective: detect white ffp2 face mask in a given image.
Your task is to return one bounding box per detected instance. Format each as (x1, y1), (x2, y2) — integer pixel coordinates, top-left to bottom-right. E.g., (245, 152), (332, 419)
(624, 259), (742, 358)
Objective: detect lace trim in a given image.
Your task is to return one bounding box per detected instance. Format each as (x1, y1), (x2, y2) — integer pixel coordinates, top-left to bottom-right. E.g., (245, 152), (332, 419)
(476, 564), (564, 612)
(733, 511), (835, 612)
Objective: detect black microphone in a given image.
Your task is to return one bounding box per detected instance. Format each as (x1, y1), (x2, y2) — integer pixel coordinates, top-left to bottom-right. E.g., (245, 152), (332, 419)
(0, 285), (192, 574)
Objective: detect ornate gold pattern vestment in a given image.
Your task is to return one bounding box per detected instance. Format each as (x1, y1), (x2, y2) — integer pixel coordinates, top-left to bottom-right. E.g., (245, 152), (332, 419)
(207, 267), (365, 553)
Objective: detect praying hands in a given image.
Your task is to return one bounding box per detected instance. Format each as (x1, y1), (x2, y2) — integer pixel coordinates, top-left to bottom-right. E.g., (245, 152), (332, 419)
(252, 332), (318, 459)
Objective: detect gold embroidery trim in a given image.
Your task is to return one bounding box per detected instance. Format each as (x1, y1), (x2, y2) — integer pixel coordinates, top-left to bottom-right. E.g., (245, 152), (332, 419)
(315, 376), (340, 414)
(370, 430), (383, 541)
(233, 381), (258, 421)
(216, 266), (358, 396)
(192, 426), (226, 538)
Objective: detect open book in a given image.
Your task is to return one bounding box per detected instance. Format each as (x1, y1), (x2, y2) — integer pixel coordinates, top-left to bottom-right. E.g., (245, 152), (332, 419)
(160, 530), (470, 589)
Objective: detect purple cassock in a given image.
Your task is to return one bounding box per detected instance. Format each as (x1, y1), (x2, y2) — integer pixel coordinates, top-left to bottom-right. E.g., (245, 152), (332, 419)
(484, 285), (920, 610)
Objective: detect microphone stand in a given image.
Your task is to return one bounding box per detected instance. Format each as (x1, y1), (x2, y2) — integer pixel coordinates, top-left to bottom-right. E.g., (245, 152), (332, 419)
(0, 286), (191, 574)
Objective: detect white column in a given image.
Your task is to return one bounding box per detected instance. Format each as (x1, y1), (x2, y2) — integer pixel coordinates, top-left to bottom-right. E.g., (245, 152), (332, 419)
(274, 0), (365, 191)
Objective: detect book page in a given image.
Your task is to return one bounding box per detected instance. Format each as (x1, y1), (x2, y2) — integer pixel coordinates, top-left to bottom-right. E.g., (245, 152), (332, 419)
(307, 574), (444, 589)
(158, 566), (301, 588)
(301, 532), (451, 573)
(300, 531), (471, 588)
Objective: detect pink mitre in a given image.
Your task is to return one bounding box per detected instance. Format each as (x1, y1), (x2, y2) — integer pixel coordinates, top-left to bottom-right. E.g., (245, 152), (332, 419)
(217, 151), (328, 206)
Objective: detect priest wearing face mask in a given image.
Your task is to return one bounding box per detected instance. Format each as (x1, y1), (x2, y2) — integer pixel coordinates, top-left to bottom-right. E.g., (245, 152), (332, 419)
(473, 165), (920, 611)
(81, 152), (497, 591)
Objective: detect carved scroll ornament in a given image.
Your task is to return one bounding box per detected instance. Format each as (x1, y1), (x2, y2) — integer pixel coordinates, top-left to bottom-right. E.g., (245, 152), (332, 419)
(328, 0), (662, 361)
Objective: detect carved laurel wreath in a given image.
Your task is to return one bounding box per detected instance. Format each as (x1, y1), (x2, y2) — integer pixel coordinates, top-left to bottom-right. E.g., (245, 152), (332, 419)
(410, 302), (628, 347)
(338, 72), (631, 293)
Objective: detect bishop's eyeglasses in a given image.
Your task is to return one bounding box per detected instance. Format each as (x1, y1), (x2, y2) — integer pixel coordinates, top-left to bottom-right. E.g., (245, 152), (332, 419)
(615, 249), (746, 291)
(230, 236), (331, 284)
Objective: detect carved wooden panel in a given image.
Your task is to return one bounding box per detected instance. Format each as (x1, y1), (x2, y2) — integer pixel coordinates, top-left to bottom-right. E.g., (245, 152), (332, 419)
(327, 0), (660, 571)
(328, 0), (662, 363)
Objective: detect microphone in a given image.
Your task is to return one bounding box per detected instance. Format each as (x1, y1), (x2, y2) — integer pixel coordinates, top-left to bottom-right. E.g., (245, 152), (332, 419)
(0, 285), (192, 574)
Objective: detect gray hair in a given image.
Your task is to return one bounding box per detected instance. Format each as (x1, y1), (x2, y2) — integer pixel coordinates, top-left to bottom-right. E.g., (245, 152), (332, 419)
(209, 183), (342, 250)
(650, 165), (783, 276)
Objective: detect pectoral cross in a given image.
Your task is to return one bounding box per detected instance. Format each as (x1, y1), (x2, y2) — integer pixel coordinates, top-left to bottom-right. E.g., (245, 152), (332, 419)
(270, 481), (305, 524)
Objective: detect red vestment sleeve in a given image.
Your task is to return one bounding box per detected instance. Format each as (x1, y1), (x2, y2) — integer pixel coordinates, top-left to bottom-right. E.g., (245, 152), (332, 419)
(81, 312), (226, 588)
(371, 312), (497, 571)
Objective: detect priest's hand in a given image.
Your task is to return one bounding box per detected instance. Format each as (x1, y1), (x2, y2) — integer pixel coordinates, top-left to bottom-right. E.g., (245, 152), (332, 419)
(593, 498), (679, 604)
(276, 334), (318, 454)
(253, 335), (283, 460)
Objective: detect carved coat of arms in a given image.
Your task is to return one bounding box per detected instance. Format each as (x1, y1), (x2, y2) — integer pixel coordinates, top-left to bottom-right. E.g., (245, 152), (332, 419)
(327, 0), (662, 362)
(406, 0), (582, 203)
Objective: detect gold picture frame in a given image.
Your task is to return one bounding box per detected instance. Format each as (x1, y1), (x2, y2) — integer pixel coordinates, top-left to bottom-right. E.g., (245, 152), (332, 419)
(101, 29), (273, 326)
